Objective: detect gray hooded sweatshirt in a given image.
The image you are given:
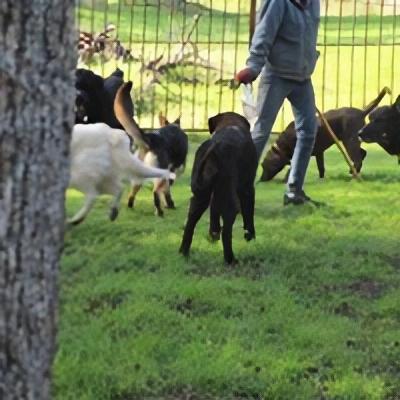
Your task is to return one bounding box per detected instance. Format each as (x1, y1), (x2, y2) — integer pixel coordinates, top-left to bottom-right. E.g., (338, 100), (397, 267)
(247, 0), (320, 81)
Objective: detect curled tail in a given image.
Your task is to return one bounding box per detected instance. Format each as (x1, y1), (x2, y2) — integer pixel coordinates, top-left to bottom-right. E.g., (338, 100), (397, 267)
(362, 87), (391, 117)
(114, 82), (149, 150)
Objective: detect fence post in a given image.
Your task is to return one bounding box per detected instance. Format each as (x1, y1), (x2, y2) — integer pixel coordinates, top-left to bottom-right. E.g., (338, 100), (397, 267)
(249, 0), (257, 46)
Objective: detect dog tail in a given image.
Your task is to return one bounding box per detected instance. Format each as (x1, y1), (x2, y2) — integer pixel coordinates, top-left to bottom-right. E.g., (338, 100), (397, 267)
(114, 82), (149, 150)
(362, 87), (391, 117)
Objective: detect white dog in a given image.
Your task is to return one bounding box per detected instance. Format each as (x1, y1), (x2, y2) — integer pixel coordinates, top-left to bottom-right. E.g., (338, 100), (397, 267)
(67, 123), (175, 225)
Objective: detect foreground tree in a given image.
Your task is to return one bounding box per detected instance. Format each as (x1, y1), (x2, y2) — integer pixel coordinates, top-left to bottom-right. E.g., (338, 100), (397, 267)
(0, 2), (75, 399)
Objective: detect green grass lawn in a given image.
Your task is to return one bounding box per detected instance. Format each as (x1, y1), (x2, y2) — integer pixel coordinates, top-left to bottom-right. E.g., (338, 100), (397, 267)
(55, 139), (400, 400)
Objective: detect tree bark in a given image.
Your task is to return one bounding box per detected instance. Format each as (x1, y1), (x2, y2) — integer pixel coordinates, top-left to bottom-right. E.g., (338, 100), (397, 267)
(0, 1), (75, 399)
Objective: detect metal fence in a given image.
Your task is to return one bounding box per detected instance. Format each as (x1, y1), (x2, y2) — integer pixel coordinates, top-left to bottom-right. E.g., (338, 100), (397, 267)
(76, 0), (400, 131)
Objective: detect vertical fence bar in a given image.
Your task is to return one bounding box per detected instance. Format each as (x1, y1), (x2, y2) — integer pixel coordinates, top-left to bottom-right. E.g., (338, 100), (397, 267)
(218, 0), (228, 114)
(321, 0), (329, 111)
(204, 0), (213, 130)
(165, 0), (175, 119)
(335, 0), (343, 109)
(350, 0), (357, 106)
(363, 1), (370, 107)
(115, 0), (122, 70)
(151, 0), (162, 128)
(101, 0), (109, 76)
(191, 0), (200, 130)
(231, 0), (241, 112)
(127, 1), (135, 80)
(378, 0), (384, 94)
(179, 2), (187, 122)
(391, 0), (398, 103)
(88, 0), (96, 69)
(139, 2), (148, 125)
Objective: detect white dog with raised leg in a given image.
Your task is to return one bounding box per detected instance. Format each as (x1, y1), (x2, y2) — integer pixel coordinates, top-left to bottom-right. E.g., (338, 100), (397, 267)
(67, 122), (175, 225)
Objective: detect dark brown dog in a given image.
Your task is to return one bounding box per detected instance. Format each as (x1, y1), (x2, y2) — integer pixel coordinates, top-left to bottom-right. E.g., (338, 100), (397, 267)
(179, 112), (258, 264)
(359, 96), (400, 161)
(260, 88), (389, 181)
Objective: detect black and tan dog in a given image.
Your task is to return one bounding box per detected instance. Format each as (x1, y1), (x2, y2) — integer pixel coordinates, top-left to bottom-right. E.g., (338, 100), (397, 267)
(115, 82), (188, 216)
(359, 96), (400, 162)
(261, 88), (390, 181)
(179, 112), (258, 264)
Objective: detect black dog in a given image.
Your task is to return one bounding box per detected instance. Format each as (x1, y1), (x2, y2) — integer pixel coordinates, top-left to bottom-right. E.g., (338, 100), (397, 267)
(260, 88), (389, 181)
(359, 96), (400, 161)
(179, 112), (258, 264)
(114, 82), (188, 216)
(76, 68), (134, 129)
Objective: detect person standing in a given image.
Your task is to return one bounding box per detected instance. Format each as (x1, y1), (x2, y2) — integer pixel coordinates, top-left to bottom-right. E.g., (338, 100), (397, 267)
(236, 0), (320, 205)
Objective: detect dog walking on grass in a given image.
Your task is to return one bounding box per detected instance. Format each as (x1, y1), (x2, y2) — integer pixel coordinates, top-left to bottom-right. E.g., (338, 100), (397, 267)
(179, 112), (258, 265)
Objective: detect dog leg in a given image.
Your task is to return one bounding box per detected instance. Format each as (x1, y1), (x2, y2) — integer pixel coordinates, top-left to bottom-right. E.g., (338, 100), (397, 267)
(67, 192), (97, 226)
(209, 195), (221, 242)
(164, 186), (176, 209)
(109, 187), (123, 221)
(315, 153), (325, 178)
(127, 184), (142, 209)
(153, 190), (164, 217)
(239, 186), (255, 242)
(221, 208), (237, 265)
(179, 194), (211, 257)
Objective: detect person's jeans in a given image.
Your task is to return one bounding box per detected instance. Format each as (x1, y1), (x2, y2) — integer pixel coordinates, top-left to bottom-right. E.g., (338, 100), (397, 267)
(252, 74), (318, 192)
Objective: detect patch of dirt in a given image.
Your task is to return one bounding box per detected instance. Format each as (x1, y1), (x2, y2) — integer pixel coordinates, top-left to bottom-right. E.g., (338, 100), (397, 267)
(347, 279), (385, 299)
(383, 255), (400, 270)
(83, 291), (130, 315)
(334, 301), (357, 318)
(172, 297), (214, 318)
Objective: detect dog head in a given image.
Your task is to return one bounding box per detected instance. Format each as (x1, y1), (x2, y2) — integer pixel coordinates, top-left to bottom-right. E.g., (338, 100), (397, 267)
(208, 112), (250, 134)
(260, 145), (290, 181)
(75, 68), (104, 124)
(359, 96), (400, 155)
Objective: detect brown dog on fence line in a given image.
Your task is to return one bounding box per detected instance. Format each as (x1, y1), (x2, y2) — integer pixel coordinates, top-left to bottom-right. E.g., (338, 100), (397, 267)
(260, 88), (390, 181)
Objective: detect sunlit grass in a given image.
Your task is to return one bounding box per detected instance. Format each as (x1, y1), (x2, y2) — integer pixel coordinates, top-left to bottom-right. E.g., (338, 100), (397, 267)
(55, 140), (400, 400)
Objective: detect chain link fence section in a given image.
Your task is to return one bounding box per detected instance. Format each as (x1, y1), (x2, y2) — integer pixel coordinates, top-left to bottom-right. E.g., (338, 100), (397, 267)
(76, 0), (400, 131)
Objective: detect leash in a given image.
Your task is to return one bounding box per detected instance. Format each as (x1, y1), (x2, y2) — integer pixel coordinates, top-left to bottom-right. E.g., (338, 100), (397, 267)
(316, 108), (361, 180)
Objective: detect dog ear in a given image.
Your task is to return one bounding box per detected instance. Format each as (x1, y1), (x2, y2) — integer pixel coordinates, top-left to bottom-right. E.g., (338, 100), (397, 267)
(159, 112), (169, 127)
(173, 116), (181, 126)
(208, 115), (221, 135)
(394, 95), (400, 113)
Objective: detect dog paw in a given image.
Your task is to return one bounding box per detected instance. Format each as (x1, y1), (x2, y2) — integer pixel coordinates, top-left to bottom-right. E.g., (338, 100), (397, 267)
(109, 207), (119, 221)
(155, 208), (164, 217)
(208, 231), (221, 242)
(225, 257), (238, 266)
(244, 230), (255, 242)
(179, 246), (190, 258)
(127, 197), (134, 209)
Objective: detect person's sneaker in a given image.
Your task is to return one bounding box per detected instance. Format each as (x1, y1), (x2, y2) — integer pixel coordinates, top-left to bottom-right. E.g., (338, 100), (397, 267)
(283, 189), (311, 206)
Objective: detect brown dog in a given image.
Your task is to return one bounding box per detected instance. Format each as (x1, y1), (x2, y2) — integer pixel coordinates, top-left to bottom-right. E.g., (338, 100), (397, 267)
(179, 112), (257, 264)
(261, 88), (389, 181)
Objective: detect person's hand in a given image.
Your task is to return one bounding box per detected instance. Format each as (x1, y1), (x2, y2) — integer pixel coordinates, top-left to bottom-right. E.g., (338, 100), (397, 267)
(235, 67), (258, 84)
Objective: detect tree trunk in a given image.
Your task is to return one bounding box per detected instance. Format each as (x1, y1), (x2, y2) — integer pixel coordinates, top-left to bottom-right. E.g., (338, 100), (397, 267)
(0, 2), (75, 399)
